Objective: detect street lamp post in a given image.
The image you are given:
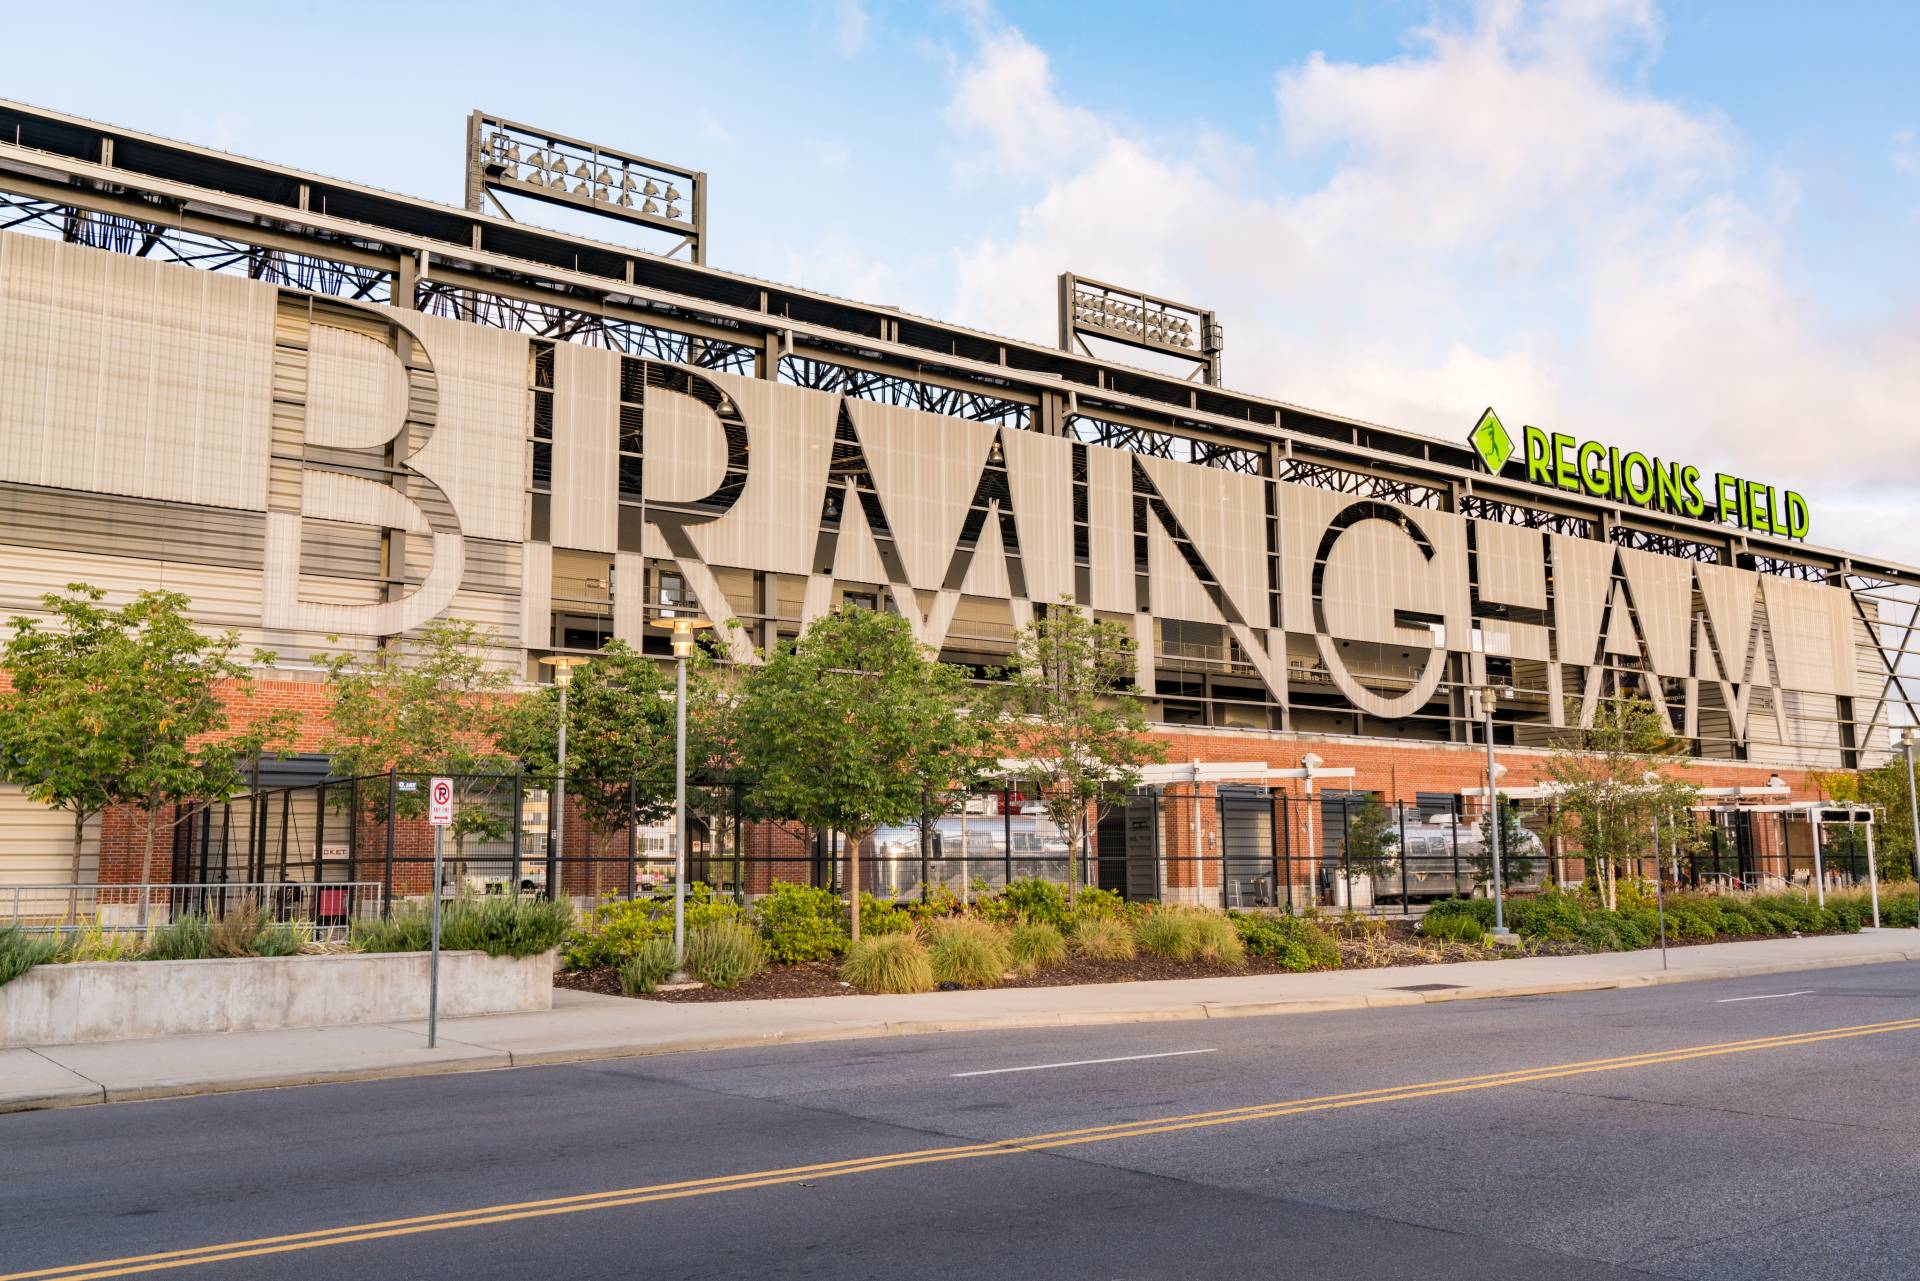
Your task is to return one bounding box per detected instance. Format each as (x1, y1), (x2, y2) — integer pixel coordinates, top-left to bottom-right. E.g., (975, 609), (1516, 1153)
(538, 655), (592, 902)
(1903, 729), (1920, 896)
(651, 613), (711, 973)
(1473, 684), (1513, 937)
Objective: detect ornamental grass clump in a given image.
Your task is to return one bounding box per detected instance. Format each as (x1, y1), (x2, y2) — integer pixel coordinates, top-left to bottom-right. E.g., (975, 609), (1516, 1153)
(1071, 915), (1136, 961)
(619, 936), (678, 996)
(841, 932), (935, 994)
(143, 913), (214, 961)
(50, 918), (144, 963)
(1135, 909), (1200, 961)
(1188, 912), (1245, 968)
(1417, 911), (1486, 944)
(0, 926), (58, 986)
(1009, 920), (1067, 973)
(683, 920), (767, 989)
(355, 895), (573, 959)
(927, 918), (1013, 987)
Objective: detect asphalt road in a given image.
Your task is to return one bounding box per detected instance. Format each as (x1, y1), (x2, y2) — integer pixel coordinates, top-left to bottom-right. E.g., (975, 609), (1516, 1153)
(6, 962), (1920, 1281)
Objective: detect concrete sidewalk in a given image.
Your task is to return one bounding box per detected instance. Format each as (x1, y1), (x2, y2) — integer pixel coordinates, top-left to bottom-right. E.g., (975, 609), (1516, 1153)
(5, 931), (1917, 1114)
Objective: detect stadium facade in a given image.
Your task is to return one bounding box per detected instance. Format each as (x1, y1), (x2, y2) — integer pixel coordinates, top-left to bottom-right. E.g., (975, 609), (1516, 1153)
(0, 99), (1915, 894)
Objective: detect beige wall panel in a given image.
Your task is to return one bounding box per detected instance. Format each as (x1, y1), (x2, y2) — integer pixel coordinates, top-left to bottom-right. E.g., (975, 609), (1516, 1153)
(0, 545), (264, 639)
(1141, 457), (1266, 627)
(1550, 535), (1614, 667)
(1275, 483), (1348, 635)
(829, 484), (890, 586)
(0, 785), (100, 887)
(0, 236), (274, 512)
(641, 385), (728, 505)
(305, 322), (409, 451)
(613, 550), (647, 644)
(1473, 520), (1548, 610)
(677, 373), (835, 577)
(403, 311), (526, 543)
(1763, 577), (1851, 696)
(520, 541), (552, 650)
(847, 400), (996, 591)
(999, 428), (1074, 603)
(1694, 562), (1760, 682)
(1146, 521), (1213, 623)
(1619, 548), (1692, 677)
(1085, 444), (1133, 614)
(300, 469), (432, 534)
(0, 484), (265, 570)
(263, 512), (463, 639)
(550, 342), (620, 553)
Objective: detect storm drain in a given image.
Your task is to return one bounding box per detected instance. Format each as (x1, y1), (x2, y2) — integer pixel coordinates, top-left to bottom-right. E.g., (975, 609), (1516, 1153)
(1389, 982), (1466, 992)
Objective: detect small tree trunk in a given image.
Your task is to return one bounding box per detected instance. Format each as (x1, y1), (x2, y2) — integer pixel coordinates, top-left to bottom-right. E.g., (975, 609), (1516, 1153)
(69, 809), (86, 918)
(847, 827), (864, 943)
(139, 804), (161, 926)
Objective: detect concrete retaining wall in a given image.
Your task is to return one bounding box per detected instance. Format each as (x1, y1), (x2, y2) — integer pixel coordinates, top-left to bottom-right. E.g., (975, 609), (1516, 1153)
(0, 950), (554, 1048)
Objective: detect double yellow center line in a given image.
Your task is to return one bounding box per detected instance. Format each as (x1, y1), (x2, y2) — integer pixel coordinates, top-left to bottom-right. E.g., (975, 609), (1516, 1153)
(11, 1014), (1920, 1281)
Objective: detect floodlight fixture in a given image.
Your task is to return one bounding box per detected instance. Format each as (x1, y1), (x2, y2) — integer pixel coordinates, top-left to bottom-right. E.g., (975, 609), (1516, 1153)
(1057, 272), (1223, 385)
(466, 110), (706, 264)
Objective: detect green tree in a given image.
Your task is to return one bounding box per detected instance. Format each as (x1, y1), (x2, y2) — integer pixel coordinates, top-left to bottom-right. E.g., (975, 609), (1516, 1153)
(320, 619), (515, 865)
(996, 600), (1166, 903)
(737, 607), (990, 940)
(1472, 792), (1535, 892)
(0, 585), (289, 909)
(1543, 692), (1699, 909)
(1343, 795), (1401, 886)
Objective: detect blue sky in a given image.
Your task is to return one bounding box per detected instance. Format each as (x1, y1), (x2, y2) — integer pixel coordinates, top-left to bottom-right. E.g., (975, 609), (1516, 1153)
(4, 1), (1916, 559)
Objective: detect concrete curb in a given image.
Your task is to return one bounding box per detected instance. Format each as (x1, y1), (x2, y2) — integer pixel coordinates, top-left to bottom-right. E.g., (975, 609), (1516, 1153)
(4, 948), (1915, 1115)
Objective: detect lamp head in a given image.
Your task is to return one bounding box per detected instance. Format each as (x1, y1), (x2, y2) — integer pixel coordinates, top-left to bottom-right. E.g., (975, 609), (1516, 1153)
(538, 654), (591, 688)
(650, 612), (712, 658)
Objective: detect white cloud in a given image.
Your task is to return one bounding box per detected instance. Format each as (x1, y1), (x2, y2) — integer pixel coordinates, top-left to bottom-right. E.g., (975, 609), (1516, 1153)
(1895, 129), (1919, 178)
(825, 0), (870, 58)
(938, 2), (1920, 562)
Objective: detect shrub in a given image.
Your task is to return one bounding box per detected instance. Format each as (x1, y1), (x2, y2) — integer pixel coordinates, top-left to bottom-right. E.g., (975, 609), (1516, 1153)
(564, 896), (667, 970)
(1657, 897), (1720, 943)
(355, 896), (572, 959)
(1425, 897), (1498, 928)
(1135, 910), (1201, 961)
(858, 893), (916, 936)
(842, 933), (935, 993)
(1000, 878), (1073, 931)
(1189, 912), (1246, 968)
(0, 926), (58, 986)
(619, 936), (678, 996)
(251, 921), (308, 957)
(1009, 920), (1068, 972)
(1504, 890), (1587, 941)
(683, 920), (767, 989)
(754, 881), (850, 964)
(1233, 913), (1340, 971)
(928, 918), (1013, 987)
(1418, 912), (1485, 944)
(144, 914), (214, 961)
(1881, 887), (1918, 929)
(1578, 909), (1654, 952)
(1069, 887), (1134, 926)
(1071, 916), (1136, 961)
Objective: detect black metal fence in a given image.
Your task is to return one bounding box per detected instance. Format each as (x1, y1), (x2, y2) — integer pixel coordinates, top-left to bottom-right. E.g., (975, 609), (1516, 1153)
(160, 772), (1892, 914)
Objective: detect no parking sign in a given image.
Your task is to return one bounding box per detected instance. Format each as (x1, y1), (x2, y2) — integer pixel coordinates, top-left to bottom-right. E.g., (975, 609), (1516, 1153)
(428, 777), (453, 826)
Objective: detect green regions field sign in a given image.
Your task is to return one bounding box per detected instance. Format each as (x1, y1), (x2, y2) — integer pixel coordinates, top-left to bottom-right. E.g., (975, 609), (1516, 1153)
(1469, 408), (1808, 540)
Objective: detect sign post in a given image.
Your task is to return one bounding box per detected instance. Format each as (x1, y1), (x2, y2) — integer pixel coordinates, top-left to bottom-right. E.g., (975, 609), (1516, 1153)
(427, 776), (453, 1049)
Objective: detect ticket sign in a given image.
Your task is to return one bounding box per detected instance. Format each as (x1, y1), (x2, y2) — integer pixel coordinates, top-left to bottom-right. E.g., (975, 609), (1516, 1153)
(428, 777), (454, 827)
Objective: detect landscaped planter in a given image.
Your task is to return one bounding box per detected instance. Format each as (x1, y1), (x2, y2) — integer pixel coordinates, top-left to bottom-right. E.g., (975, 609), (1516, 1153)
(0, 950), (554, 1048)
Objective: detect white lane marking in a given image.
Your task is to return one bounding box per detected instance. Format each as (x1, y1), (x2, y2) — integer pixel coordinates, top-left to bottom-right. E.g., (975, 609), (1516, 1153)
(951, 1049), (1218, 1078)
(1715, 990), (1815, 1003)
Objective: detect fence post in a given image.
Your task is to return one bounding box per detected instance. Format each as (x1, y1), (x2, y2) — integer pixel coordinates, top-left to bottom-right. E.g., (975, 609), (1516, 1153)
(511, 767), (524, 894)
(626, 778), (638, 901)
(384, 769), (397, 917)
(919, 789), (932, 906)
(1002, 788), (1013, 891)
(1398, 801), (1410, 911)
(1449, 802), (1461, 897)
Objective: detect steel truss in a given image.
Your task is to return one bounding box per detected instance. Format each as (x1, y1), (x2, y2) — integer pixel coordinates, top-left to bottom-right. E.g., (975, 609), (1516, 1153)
(1457, 494), (1595, 537)
(1608, 526), (1724, 563)
(416, 278), (754, 372)
(778, 355), (1030, 429)
(1067, 413), (1263, 475)
(0, 193), (393, 301)
(1277, 459), (1443, 509)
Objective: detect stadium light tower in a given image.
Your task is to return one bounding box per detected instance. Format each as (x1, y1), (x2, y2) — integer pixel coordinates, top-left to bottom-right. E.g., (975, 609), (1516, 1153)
(1058, 273), (1223, 385)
